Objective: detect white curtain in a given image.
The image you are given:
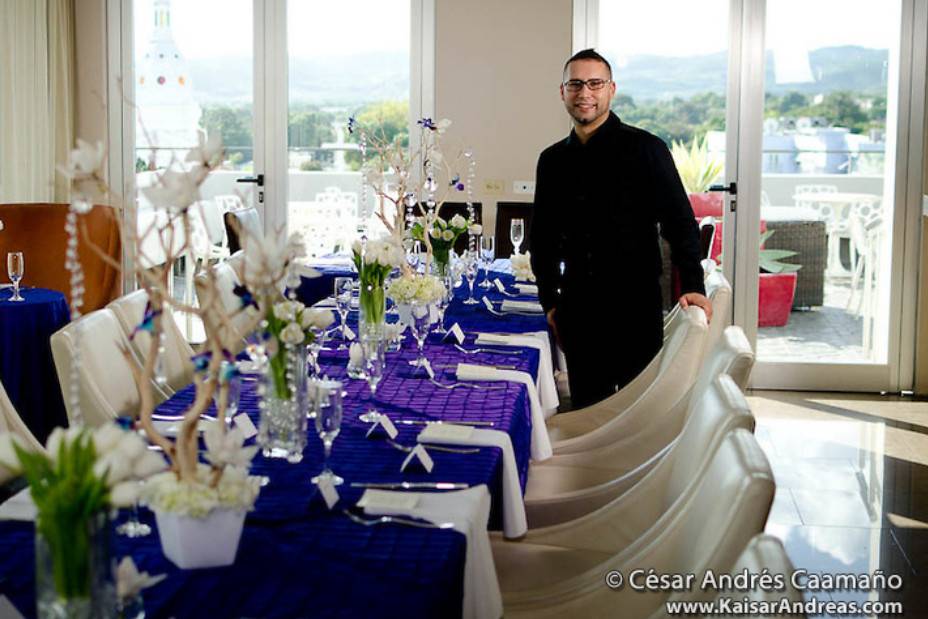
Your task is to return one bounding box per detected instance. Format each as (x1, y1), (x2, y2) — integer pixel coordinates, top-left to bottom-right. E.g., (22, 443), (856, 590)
(0, 0), (75, 203)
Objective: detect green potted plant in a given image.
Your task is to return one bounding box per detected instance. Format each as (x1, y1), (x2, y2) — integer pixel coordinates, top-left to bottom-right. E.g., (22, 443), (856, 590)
(671, 135), (723, 218)
(757, 230), (802, 327)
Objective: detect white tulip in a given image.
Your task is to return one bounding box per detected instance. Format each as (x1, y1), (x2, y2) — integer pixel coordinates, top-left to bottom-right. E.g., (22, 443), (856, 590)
(351, 239), (363, 256)
(442, 229), (455, 241)
(273, 301), (297, 322)
(348, 342), (364, 368)
(429, 228), (441, 239)
(280, 321), (305, 346)
(468, 223), (483, 236)
(450, 214), (466, 229)
(301, 308), (335, 330)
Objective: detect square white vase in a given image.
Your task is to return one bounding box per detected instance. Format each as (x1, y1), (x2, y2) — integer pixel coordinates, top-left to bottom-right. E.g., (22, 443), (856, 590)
(154, 508), (246, 569)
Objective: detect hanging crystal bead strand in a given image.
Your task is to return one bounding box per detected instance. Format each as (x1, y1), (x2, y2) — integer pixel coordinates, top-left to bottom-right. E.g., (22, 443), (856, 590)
(464, 149), (477, 255)
(64, 203), (87, 425)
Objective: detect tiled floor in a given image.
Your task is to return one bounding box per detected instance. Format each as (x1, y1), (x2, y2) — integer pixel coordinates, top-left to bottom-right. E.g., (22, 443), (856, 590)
(749, 390), (928, 618)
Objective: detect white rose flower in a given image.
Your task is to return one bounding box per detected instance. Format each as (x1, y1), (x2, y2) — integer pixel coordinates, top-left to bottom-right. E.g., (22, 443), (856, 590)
(280, 321), (305, 346)
(442, 229), (455, 241)
(273, 301), (297, 322)
(450, 214), (467, 229)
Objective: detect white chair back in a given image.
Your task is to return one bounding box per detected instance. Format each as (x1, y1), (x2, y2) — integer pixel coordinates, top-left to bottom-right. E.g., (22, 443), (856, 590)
(0, 380), (44, 453)
(107, 290), (195, 395)
(50, 309), (141, 427)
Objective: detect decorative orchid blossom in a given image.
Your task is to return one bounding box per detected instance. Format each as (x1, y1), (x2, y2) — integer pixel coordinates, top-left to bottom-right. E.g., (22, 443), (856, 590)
(185, 130), (224, 169)
(141, 168), (202, 213)
(116, 557), (166, 601)
(203, 424), (258, 470)
(57, 139), (106, 181)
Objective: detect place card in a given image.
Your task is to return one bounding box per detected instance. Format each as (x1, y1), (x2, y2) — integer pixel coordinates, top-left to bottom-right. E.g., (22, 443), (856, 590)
(233, 413), (258, 439)
(400, 444), (434, 473)
(317, 476), (340, 509)
(494, 278), (507, 293)
(482, 296), (494, 311)
(442, 322), (465, 345)
(365, 414), (399, 439)
(357, 489), (420, 511)
(419, 423), (474, 442)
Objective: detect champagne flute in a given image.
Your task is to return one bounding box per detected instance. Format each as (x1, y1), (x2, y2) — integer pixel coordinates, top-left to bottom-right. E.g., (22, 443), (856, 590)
(359, 336), (385, 423)
(434, 277), (451, 335)
(7, 252), (24, 302)
(334, 277), (353, 350)
(463, 251), (479, 305)
(510, 219), (525, 255)
(479, 235), (495, 289)
(408, 301), (432, 371)
(311, 379), (344, 487)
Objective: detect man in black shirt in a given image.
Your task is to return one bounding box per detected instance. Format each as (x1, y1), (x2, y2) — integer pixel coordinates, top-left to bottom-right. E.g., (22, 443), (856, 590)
(530, 49), (712, 409)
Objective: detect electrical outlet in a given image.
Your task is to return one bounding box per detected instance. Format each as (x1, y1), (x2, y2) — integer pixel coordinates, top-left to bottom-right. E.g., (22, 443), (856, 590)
(513, 180), (535, 194)
(483, 179), (504, 194)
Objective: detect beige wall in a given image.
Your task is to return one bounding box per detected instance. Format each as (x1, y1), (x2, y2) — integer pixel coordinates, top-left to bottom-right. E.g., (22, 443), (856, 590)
(916, 76), (928, 395)
(74, 0), (107, 155)
(434, 0), (571, 236)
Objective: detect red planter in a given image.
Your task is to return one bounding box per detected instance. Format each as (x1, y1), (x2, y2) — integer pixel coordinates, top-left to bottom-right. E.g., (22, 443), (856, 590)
(758, 272), (797, 327)
(688, 192), (724, 219)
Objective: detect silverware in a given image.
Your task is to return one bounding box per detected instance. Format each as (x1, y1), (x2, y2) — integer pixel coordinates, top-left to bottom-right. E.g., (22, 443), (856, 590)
(454, 344), (523, 355)
(484, 306), (541, 317)
(433, 363), (518, 370)
(386, 438), (480, 455)
(342, 508), (455, 530)
(393, 419), (496, 427)
(350, 482), (469, 490)
(428, 378), (506, 390)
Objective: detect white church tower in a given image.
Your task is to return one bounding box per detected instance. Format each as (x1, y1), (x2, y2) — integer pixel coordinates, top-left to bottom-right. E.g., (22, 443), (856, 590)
(136, 0), (202, 169)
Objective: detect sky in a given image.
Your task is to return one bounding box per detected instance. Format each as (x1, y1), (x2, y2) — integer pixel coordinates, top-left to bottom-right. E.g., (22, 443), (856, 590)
(133, 0), (409, 60)
(598, 0), (899, 62)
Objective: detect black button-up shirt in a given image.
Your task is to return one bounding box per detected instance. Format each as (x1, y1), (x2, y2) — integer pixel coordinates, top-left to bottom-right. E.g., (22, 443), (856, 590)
(530, 112), (705, 314)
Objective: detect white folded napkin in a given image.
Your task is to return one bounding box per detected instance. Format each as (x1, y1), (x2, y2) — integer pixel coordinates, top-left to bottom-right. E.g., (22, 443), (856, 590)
(514, 283), (538, 296)
(417, 425), (527, 539)
(455, 363), (553, 461)
(475, 332), (559, 417)
(500, 299), (543, 314)
(0, 487), (36, 521)
(151, 419), (213, 437)
(360, 486), (502, 619)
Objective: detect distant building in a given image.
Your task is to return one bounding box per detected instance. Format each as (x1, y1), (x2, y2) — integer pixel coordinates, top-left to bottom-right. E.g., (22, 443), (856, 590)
(135, 0), (201, 169)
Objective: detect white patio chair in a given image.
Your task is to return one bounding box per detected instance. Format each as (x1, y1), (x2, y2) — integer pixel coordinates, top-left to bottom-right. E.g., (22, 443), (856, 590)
(494, 426), (774, 618)
(50, 309), (143, 427)
(526, 327), (754, 527)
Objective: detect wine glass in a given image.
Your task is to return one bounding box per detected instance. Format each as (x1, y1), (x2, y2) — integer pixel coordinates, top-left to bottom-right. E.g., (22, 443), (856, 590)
(305, 327), (327, 380)
(7, 252), (24, 302)
(434, 277), (451, 335)
(334, 277), (353, 350)
(462, 251), (479, 305)
(407, 301), (433, 371)
(510, 219), (525, 255)
(479, 235), (495, 289)
(359, 336), (385, 423)
(311, 379), (344, 487)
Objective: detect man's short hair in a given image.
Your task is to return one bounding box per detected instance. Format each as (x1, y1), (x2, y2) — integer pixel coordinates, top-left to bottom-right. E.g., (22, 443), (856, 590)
(563, 49), (612, 79)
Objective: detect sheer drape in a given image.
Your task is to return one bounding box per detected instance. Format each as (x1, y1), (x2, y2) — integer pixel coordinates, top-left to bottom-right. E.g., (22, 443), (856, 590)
(0, 0), (75, 203)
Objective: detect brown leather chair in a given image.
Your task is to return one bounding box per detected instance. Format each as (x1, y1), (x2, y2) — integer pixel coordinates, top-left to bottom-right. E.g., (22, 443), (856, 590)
(0, 203), (121, 311)
(495, 201), (533, 257)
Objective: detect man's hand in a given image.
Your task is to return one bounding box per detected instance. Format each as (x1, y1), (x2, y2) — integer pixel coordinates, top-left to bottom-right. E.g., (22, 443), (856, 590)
(546, 308), (562, 348)
(679, 293), (713, 323)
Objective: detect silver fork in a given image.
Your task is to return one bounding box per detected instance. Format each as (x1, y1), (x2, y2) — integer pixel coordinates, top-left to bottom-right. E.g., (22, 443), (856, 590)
(454, 344), (523, 355)
(386, 438), (480, 455)
(343, 508), (455, 530)
(428, 378), (505, 391)
(485, 306), (540, 317)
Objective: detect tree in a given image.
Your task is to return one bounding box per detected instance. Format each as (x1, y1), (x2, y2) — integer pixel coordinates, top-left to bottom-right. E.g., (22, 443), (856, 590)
(345, 100), (409, 169)
(200, 105), (253, 162)
(288, 107), (336, 148)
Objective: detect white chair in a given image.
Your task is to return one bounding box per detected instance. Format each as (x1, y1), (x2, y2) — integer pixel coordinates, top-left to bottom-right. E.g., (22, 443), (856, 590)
(50, 309), (142, 427)
(546, 306), (708, 452)
(664, 269), (732, 357)
(495, 426), (774, 618)
(698, 534), (805, 619)
(525, 328), (754, 527)
(107, 290), (195, 396)
(0, 380), (45, 475)
(195, 261), (255, 355)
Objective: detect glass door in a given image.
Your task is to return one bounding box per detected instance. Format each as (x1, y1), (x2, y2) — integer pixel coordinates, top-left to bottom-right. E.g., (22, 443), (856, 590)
(741, 0), (923, 391)
(596, 0), (739, 319)
(131, 0), (260, 340)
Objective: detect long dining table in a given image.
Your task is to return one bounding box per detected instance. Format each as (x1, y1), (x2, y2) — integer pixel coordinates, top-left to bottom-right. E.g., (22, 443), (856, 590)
(0, 264), (552, 618)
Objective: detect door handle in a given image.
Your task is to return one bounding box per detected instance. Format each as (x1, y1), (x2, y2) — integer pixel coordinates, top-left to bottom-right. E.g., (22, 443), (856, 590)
(708, 182), (737, 195)
(236, 174), (264, 187)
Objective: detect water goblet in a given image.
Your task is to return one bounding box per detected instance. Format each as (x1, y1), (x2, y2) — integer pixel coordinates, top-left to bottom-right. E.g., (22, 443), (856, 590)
(479, 235), (495, 289)
(407, 301), (433, 371)
(462, 252), (479, 305)
(510, 219), (525, 255)
(358, 336), (385, 423)
(7, 252), (24, 302)
(334, 277), (353, 350)
(434, 278), (451, 335)
(311, 379), (344, 487)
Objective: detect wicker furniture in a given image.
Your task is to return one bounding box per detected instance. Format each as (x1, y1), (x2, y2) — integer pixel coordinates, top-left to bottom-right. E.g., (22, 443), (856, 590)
(762, 207), (826, 309)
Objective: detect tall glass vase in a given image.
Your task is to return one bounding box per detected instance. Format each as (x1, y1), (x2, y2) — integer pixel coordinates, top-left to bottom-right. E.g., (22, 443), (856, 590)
(35, 511), (116, 619)
(431, 245), (451, 278)
(359, 280), (386, 341)
(258, 347), (308, 463)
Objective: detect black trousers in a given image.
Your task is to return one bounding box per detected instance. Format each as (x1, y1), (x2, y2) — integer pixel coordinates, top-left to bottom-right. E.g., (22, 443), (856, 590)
(556, 284), (664, 410)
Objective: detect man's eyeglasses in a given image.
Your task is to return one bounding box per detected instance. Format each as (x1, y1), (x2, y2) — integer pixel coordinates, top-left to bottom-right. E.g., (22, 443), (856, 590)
(563, 78), (611, 92)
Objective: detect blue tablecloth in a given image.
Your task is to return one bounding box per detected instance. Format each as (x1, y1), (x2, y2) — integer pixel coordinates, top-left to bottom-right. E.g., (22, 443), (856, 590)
(0, 287), (69, 442)
(0, 270), (550, 618)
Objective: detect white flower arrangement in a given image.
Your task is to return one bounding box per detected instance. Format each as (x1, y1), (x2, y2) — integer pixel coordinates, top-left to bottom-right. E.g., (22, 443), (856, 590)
(351, 237), (405, 270)
(141, 463), (261, 518)
(264, 300), (335, 399)
(511, 251), (536, 282)
(386, 273), (445, 305)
